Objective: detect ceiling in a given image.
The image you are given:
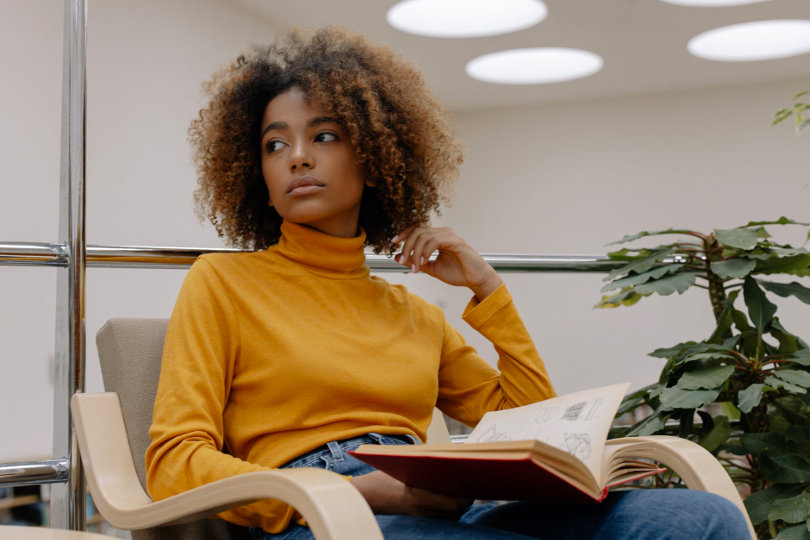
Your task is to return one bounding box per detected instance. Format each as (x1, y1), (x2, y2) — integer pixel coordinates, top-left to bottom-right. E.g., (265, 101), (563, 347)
(225, 0), (810, 111)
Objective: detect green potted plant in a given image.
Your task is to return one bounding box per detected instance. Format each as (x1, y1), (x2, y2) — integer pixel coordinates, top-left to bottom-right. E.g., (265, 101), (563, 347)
(597, 92), (810, 540)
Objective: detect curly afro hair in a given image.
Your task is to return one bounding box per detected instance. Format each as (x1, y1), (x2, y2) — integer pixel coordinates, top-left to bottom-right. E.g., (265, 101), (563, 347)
(190, 27), (463, 254)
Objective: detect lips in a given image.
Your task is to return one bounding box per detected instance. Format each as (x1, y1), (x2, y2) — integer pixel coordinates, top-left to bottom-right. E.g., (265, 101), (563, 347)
(287, 176), (325, 196)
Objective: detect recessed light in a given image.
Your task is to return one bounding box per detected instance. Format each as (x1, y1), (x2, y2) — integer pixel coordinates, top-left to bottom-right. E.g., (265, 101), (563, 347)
(688, 20), (810, 61)
(660, 0), (771, 6)
(386, 0), (547, 38)
(466, 48), (604, 85)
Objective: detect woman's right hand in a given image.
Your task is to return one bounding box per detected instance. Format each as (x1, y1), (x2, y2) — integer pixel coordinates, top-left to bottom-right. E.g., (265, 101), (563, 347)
(350, 470), (472, 518)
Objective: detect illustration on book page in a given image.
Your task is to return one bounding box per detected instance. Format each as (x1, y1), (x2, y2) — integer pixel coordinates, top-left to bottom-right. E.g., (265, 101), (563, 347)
(466, 382), (630, 471)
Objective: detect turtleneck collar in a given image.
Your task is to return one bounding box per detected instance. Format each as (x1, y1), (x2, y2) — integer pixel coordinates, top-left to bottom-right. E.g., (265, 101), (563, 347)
(274, 220), (369, 277)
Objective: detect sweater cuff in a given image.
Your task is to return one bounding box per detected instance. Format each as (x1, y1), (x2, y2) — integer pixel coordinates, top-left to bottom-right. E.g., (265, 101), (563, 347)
(462, 282), (511, 329)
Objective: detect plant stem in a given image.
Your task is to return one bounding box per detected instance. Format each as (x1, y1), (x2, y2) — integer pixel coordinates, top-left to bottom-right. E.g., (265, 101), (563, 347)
(703, 235), (727, 324)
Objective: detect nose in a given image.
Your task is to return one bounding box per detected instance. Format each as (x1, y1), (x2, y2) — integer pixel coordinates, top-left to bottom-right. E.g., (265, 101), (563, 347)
(289, 141), (313, 171)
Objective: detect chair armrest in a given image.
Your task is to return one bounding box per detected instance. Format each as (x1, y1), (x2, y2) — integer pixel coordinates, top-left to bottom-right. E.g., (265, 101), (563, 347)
(71, 392), (383, 540)
(608, 435), (756, 540)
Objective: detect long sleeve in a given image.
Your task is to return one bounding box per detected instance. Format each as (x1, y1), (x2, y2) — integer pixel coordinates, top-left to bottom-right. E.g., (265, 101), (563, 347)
(436, 283), (556, 426)
(144, 259), (303, 532)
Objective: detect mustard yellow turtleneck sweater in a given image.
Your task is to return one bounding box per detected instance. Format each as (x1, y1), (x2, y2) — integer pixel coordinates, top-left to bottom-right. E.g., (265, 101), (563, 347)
(145, 220), (555, 532)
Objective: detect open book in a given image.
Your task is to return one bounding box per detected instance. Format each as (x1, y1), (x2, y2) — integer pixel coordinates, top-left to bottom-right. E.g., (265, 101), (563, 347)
(349, 383), (665, 503)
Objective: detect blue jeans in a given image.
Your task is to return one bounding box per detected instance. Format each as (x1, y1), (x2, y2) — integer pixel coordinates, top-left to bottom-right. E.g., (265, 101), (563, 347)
(250, 434), (749, 540)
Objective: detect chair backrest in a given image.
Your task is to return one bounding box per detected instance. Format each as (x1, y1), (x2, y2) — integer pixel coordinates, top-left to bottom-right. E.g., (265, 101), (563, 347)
(95, 318), (246, 540)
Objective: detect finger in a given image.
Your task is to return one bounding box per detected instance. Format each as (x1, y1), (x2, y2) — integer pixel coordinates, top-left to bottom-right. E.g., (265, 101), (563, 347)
(409, 230), (437, 273)
(391, 227), (416, 267)
(391, 226), (415, 246)
(412, 237), (444, 275)
(397, 227), (426, 268)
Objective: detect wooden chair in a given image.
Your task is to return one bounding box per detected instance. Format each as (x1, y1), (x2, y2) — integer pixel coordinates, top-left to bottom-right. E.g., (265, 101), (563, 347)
(71, 318), (755, 539)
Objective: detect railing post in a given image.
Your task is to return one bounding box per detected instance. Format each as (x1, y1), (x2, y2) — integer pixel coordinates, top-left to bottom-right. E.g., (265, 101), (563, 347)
(50, 0), (87, 530)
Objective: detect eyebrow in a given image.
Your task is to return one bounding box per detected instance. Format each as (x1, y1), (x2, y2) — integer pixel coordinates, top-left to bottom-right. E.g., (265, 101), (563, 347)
(260, 116), (340, 140)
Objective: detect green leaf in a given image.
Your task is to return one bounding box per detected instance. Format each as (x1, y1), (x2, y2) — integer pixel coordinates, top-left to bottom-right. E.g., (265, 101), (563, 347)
(741, 432), (791, 457)
(756, 254), (810, 277)
(745, 484), (806, 525)
(601, 264), (683, 292)
(731, 307), (754, 333)
(715, 228), (759, 250)
(594, 288), (646, 309)
(720, 400), (741, 421)
(650, 342), (730, 360)
(738, 384), (766, 414)
(790, 350), (810, 366)
(604, 247), (678, 281)
(760, 280), (810, 305)
(773, 246), (810, 257)
(676, 365), (735, 390)
(626, 413), (666, 437)
(660, 387), (720, 410)
(681, 351), (735, 365)
(766, 375), (809, 394)
(697, 415), (731, 452)
(762, 454), (810, 484)
(710, 258), (757, 279)
(708, 307), (734, 344)
(707, 290), (742, 343)
(752, 226), (772, 239)
(634, 272), (696, 296)
(607, 229), (698, 246)
(771, 318), (805, 354)
(775, 370), (810, 389)
(786, 426), (810, 445)
(770, 493), (810, 524)
(606, 247), (652, 260)
(774, 524), (810, 540)
(744, 276), (777, 333)
(742, 217), (810, 228)
(770, 396), (810, 434)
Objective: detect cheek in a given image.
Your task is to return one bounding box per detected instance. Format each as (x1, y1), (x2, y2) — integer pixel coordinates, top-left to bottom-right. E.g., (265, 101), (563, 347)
(261, 161), (281, 198)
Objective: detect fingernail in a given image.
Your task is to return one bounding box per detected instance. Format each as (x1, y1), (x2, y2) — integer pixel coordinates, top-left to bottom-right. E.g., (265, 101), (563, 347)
(411, 264), (417, 273)
(391, 235), (400, 243)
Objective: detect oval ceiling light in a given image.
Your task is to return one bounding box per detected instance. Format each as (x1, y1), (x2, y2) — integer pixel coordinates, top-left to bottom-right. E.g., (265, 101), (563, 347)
(466, 47), (603, 85)
(660, 0), (771, 6)
(688, 20), (810, 61)
(386, 0), (547, 38)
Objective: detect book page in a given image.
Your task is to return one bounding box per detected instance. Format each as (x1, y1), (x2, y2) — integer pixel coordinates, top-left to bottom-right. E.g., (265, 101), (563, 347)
(466, 382), (630, 478)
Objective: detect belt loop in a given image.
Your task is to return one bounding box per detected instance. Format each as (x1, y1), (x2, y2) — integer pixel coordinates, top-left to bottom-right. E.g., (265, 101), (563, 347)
(327, 441), (344, 462)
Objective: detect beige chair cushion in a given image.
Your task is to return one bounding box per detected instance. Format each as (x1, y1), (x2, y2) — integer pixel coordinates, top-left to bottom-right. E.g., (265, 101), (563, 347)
(96, 318), (249, 540)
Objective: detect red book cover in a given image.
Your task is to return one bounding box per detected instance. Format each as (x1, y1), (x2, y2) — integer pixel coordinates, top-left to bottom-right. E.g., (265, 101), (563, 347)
(349, 447), (662, 503)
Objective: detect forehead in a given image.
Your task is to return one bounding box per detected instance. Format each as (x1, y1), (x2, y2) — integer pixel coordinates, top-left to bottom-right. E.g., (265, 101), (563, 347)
(261, 87), (332, 128)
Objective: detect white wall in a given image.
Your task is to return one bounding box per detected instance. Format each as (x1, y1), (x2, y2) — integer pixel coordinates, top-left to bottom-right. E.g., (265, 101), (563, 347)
(1, 0), (809, 460)
(0, 0), (279, 461)
(441, 79), (810, 395)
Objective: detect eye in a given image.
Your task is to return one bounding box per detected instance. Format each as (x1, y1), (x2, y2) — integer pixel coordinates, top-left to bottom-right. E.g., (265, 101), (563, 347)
(314, 131), (338, 143)
(264, 140), (286, 153)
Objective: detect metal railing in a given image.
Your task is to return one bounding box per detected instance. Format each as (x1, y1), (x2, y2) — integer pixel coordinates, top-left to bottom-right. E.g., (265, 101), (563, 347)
(0, 242), (621, 272)
(0, 0), (624, 531)
(0, 243), (622, 525)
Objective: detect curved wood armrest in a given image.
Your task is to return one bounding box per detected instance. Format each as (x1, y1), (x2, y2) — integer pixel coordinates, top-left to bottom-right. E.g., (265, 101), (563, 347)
(71, 392), (383, 540)
(608, 435), (756, 540)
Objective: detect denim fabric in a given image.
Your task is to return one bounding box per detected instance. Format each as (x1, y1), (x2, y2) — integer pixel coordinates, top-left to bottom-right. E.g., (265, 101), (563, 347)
(250, 434), (750, 540)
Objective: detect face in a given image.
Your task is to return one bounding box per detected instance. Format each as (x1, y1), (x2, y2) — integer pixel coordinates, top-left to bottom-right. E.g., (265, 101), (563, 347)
(260, 87), (372, 238)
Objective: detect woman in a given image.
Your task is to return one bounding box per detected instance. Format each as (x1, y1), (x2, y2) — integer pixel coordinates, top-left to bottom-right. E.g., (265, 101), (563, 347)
(145, 27), (748, 539)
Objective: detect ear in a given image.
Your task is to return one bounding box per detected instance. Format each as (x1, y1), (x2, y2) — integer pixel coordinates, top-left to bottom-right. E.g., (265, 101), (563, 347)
(364, 176), (377, 188)
(267, 195), (274, 207)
